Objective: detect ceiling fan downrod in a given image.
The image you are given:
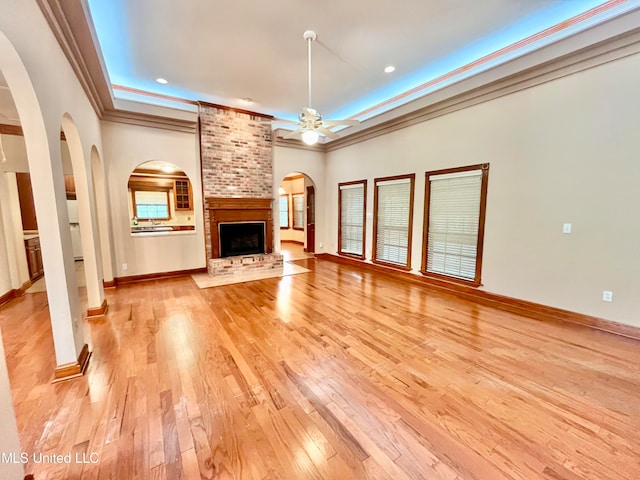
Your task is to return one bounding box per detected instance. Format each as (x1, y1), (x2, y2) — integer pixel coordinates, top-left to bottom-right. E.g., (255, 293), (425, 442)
(303, 30), (316, 110)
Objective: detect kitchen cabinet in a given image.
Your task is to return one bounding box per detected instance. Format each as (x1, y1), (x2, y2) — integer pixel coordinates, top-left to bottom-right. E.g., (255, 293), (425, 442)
(16, 172), (38, 231)
(64, 174), (76, 199)
(174, 179), (192, 210)
(25, 236), (44, 280)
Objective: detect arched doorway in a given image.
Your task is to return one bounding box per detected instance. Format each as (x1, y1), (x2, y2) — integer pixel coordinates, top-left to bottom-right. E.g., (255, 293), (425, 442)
(0, 28), (45, 480)
(277, 171), (317, 260)
(91, 145), (114, 285)
(61, 113), (107, 317)
(0, 30), (87, 379)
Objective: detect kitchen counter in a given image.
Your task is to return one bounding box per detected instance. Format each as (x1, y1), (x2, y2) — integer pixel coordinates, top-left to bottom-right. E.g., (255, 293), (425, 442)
(130, 230), (196, 237)
(24, 233), (39, 240)
(130, 225), (195, 233)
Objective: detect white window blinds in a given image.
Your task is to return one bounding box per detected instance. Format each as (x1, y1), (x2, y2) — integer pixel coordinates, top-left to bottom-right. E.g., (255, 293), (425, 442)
(340, 182), (365, 256)
(134, 190), (169, 219)
(426, 169), (482, 281)
(292, 194), (304, 229)
(375, 177), (413, 266)
(279, 196), (289, 228)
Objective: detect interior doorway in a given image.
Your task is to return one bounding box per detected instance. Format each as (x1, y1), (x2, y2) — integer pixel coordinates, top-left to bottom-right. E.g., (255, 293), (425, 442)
(306, 185), (315, 253)
(277, 171), (317, 254)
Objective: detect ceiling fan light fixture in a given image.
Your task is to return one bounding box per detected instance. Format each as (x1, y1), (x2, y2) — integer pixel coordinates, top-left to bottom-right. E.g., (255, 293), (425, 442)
(301, 129), (319, 145)
(279, 30), (360, 144)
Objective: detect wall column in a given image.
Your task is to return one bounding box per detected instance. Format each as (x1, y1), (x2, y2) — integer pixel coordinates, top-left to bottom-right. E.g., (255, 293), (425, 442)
(31, 131), (89, 379)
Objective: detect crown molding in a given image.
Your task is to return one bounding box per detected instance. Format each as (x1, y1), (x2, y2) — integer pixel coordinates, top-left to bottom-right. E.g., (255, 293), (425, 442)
(326, 26), (640, 152)
(35, 1), (640, 145)
(101, 110), (197, 134)
(35, 0), (114, 116)
(36, 0), (202, 133)
(197, 101), (274, 120)
(273, 25), (640, 153)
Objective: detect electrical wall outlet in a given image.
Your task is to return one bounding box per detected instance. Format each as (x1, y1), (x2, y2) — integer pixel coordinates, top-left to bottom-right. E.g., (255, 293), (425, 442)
(563, 223), (572, 234)
(122, 263), (128, 271)
(602, 290), (613, 302)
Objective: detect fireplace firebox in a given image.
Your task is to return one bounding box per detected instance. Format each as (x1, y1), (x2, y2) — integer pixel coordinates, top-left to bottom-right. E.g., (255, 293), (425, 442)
(206, 197), (274, 259)
(219, 222), (265, 257)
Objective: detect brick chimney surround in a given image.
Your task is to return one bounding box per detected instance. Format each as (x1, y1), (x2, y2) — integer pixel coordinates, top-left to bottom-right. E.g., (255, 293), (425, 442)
(199, 102), (283, 276)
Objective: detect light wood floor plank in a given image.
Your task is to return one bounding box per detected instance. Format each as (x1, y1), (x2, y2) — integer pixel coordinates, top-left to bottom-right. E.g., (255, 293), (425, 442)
(1, 258), (639, 479)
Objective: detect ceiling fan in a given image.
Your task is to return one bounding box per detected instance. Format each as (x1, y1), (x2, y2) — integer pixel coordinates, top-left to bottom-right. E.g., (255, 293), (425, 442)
(282, 30), (360, 145)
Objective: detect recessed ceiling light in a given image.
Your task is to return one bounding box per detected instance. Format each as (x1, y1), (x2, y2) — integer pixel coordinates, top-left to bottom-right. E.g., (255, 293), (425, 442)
(240, 97), (253, 104)
(384, 66), (396, 73)
(156, 78), (168, 84)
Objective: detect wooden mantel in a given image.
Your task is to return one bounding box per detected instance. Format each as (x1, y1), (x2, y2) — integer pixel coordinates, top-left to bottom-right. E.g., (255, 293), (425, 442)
(206, 197), (273, 259)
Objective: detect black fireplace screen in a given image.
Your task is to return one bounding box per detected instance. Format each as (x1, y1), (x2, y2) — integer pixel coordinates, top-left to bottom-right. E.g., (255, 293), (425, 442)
(219, 222), (266, 257)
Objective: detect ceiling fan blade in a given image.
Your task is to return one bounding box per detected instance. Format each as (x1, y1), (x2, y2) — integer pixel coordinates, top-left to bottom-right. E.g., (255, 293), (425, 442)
(270, 117), (299, 125)
(322, 119), (361, 127)
(317, 126), (339, 139)
(281, 128), (303, 139)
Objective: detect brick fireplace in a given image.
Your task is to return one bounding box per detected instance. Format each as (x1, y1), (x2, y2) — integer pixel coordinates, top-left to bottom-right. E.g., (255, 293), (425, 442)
(205, 197), (273, 258)
(198, 102), (281, 275)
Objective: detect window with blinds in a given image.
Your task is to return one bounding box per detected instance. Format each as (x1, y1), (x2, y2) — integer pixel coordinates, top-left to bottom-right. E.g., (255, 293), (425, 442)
(339, 180), (366, 257)
(279, 195), (289, 228)
(292, 194), (304, 229)
(423, 164), (489, 284)
(373, 174), (415, 268)
(134, 190), (170, 220)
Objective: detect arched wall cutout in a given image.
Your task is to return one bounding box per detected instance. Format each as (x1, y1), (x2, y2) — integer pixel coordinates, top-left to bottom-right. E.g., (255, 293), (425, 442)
(127, 160), (197, 235)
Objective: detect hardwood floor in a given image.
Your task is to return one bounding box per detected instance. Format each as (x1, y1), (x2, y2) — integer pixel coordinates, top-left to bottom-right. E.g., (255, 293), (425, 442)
(1, 258), (639, 479)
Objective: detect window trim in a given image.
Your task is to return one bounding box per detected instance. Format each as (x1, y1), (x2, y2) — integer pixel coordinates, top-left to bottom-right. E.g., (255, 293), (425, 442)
(292, 193), (305, 230)
(131, 189), (171, 221)
(279, 194), (290, 229)
(338, 179), (367, 260)
(421, 163), (489, 287)
(372, 173), (415, 270)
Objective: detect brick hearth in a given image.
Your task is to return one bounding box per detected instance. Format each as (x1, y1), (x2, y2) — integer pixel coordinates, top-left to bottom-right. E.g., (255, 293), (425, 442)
(208, 253), (283, 276)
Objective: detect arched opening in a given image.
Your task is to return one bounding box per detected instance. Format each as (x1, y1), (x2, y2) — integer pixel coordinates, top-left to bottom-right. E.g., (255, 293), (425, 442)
(0, 29), (87, 377)
(0, 28), (49, 479)
(61, 113), (106, 317)
(127, 160), (196, 234)
(277, 171), (317, 261)
(90, 145), (114, 285)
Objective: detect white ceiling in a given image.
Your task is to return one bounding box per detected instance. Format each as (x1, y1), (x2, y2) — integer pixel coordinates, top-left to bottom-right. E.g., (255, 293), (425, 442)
(104, 0), (553, 116)
(1, 1), (638, 132)
(86, 0), (637, 124)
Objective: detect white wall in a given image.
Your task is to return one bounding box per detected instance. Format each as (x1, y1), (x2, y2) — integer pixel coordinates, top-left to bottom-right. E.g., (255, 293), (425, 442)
(0, 133), (73, 173)
(0, 172), (29, 295)
(325, 52), (640, 327)
(101, 121), (205, 277)
(273, 146), (325, 252)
